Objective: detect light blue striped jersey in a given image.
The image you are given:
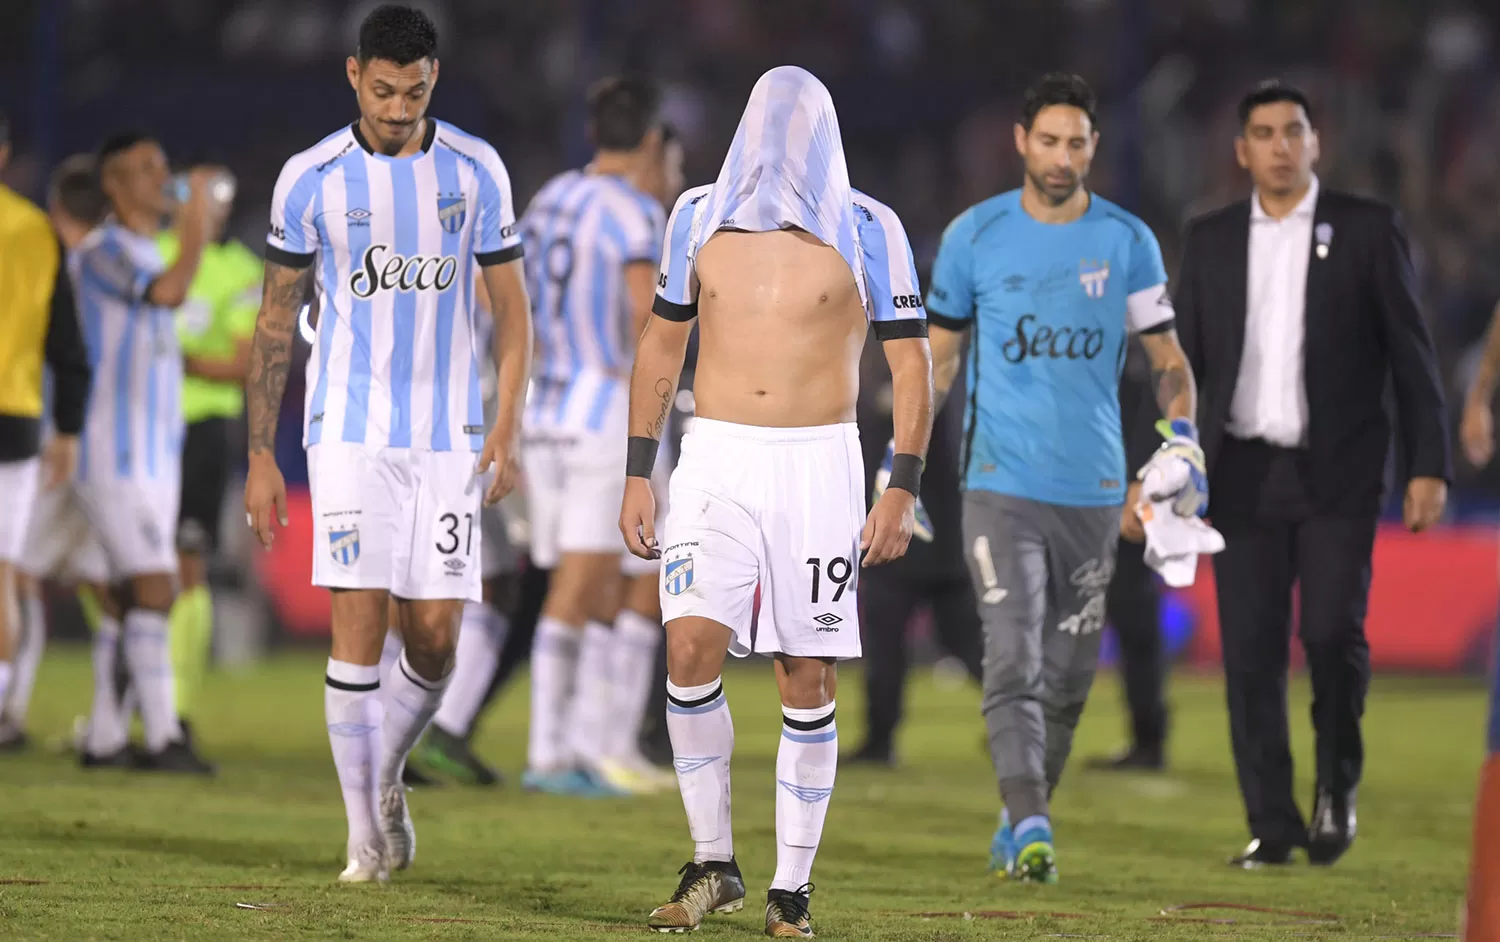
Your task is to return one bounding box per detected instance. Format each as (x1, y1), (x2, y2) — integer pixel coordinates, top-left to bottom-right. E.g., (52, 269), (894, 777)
(519, 169), (665, 434)
(654, 184), (927, 341)
(70, 221), (183, 483)
(266, 119), (524, 453)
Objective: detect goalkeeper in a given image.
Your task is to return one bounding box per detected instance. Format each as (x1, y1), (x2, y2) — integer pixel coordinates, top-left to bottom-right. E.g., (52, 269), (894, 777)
(901, 73), (1204, 884)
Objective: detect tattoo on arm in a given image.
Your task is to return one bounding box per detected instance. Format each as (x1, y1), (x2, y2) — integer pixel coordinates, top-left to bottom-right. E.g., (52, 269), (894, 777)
(1152, 363), (1190, 417)
(646, 378), (673, 438)
(247, 264), (313, 455)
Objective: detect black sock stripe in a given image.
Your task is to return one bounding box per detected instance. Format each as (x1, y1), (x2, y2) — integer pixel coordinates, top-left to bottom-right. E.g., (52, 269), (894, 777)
(398, 658), (443, 691)
(783, 708), (835, 731)
(667, 683), (724, 709)
(325, 676), (379, 692)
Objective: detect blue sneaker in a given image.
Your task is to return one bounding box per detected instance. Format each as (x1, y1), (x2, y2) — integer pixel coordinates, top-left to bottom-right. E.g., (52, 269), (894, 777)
(522, 767), (628, 798)
(989, 809), (1017, 875)
(1010, 815), (1058, 884)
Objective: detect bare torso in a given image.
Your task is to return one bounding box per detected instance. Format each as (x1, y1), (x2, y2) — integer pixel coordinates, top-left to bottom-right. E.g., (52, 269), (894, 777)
(691, 229), (867, 428)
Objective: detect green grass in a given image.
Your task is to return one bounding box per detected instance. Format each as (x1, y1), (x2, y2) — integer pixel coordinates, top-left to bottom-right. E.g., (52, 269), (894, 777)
(0, 647), (1484, 940)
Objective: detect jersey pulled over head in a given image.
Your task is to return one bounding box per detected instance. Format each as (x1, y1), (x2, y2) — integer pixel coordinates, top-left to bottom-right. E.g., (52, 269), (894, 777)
(692, 66), (863, 301)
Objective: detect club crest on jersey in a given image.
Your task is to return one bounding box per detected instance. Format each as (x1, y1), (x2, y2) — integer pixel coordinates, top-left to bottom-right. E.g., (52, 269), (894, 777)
(329, 527), (360, 566)
(437, 196), (467, 235)
(1079, 260), (1110, 299)
(664, 557), (694, 597)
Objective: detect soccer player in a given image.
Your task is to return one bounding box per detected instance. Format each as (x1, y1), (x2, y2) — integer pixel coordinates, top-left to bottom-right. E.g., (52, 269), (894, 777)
(2, 155), (110, 751)
(621, 66), (933, 936)
(71, 132), (219, 773)
(518, 76), (678, 797)
(242, 5), (532, 883)
(0, 117), (92, 744)
(924, 74), (1203, 883)
(162, 179), (261, 743)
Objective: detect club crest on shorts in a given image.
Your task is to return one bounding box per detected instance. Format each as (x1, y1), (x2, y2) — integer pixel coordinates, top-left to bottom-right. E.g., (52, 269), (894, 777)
(329, 526), (360, 566)
(437, 196), (467, 235)
(664, 557), (694, 596)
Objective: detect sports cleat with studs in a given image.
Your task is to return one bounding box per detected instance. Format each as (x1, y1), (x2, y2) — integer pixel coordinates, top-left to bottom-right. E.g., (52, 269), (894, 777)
(379, 784), (416, 871)
(647, 858), (746, 932)
(1012, 839), (1059, 884)
(338, 841), (389, 884)
(764, 883), (815, 938)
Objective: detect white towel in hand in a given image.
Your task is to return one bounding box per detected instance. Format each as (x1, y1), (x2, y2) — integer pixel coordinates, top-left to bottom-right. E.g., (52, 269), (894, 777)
(1136, 466), (1225, 588)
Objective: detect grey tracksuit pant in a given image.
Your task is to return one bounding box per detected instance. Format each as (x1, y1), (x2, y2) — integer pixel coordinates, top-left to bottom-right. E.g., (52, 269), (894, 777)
(962, 489), (1120, 824)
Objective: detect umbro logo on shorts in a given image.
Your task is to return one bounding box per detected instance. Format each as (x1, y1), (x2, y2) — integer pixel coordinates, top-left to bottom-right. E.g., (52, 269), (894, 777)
(813, 613), (842, 631)
(444, 558), (466, 575)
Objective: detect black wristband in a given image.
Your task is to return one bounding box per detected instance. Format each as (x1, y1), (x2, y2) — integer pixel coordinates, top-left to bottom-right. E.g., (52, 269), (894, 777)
(888, 453), (923, 495)
(626, 436), (658, 478)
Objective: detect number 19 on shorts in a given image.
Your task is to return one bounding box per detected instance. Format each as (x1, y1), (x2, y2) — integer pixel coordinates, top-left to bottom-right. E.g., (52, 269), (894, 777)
(806, 556), (854, 603)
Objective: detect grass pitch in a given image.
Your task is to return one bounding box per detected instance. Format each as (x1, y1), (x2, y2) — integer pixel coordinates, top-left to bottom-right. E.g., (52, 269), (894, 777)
(0, 647), (1483, 939)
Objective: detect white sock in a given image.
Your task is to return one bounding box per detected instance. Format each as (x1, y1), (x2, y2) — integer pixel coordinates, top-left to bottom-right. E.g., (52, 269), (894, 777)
(86, 615), (126, 756)
(4, 588), (46, 727)
(609, 610), (661, 760)
(565, 621), (616, 767)
(379, 650), (450, 788)
(666, 677), (734, 863)
(122, 608), (182, 752)
(379, 628), (403, 686)
(528, 616), (579, 772)
(772, 701), (838, 891)
(325, 659), (383, 857)
(433, 602), (507, 738)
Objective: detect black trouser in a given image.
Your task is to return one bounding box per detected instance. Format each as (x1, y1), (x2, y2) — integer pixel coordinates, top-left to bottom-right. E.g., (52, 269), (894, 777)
(858, 570), (983, 753)
(1106, 537), (1166, 751)
(1212, 437), (1375, 846)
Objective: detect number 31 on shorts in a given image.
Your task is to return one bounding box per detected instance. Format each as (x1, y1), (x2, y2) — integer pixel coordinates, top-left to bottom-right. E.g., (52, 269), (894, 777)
(436, 512), (475, 556)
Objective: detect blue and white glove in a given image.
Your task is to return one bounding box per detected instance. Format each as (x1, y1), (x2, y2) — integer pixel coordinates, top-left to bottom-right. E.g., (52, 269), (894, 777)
(1137, 418), (1209, 518)
(874, 438), (934, 542)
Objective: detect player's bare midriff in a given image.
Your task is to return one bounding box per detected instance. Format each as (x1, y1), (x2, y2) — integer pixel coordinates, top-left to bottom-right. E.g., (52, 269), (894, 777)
(689, 229), (867, 429)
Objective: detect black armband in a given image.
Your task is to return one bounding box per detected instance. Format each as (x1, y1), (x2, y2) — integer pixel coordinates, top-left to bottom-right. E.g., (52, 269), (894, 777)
(626, 436), (659, 478)
(888, 453), (923, 495)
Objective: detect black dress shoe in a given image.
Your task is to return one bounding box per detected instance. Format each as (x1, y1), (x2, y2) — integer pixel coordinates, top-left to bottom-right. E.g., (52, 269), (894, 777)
(1307, 788), (1356, 865)
(845, 741), (897, 768)
(1229, 838), (1295, 869)
(1085, 744), (1164, 772)
(139, 740), (216, 775)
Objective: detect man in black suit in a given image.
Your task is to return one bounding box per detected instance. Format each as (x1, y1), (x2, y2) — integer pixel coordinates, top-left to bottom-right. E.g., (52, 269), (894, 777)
(1151, 80), (1451, 868)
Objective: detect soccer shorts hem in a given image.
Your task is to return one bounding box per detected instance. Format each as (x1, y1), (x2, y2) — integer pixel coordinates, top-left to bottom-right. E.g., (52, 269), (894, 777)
(522, 427), (628, 569)
(308, 443), (483, 603)
(76, 477), (181, 579)
(0, 458), (41, 563)
(659, 418), (864, 660)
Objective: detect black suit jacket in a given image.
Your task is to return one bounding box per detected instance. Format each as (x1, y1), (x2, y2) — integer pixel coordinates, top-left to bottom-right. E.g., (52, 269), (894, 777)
(1147, 188), (1451, 518)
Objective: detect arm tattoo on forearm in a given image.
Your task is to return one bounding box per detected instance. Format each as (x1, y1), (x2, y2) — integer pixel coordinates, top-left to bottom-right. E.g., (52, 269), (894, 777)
(247, 265), (312, 455)
(646, 377), (673, 438)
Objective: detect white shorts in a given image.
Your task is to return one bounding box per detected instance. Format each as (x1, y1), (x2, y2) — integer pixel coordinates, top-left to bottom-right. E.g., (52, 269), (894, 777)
(522, 428), (627, 569)
(18, 481), (110, 583)
(308, 443), (482, 602)
(76, 477), (181, 579)
(0, 458), (41, 563)
(659, 418), (865, 660)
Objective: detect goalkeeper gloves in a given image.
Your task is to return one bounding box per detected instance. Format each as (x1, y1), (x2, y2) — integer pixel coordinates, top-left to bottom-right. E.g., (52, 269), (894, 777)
(874, 438), (934, 542)
(1138, 418), (1209, 518)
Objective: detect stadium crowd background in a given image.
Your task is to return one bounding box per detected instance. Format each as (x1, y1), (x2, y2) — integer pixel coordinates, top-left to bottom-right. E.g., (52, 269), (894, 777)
(2, 0), (1499, 667)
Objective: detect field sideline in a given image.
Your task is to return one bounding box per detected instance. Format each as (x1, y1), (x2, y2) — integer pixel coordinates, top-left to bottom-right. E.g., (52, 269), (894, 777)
(0, 647), (1483, 940)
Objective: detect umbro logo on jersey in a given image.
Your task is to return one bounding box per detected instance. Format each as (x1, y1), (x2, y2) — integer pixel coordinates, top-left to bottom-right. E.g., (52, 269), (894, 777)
(346, 207), (371, 227)
(350, 244), (459, 299)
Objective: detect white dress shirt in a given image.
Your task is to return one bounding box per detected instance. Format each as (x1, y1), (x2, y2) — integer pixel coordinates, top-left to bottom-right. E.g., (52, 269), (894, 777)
(1226, 175), (1320, 448)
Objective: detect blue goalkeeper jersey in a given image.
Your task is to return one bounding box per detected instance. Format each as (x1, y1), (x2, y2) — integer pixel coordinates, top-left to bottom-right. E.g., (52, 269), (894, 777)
(926, 189), (1171, 507)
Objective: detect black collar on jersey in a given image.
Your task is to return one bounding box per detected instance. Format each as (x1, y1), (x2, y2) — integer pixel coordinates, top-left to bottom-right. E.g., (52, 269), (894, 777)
(350, 118), (437, 156)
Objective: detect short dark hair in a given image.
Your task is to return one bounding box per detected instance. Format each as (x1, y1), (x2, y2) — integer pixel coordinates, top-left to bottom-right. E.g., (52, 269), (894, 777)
(587, 75), (663, 151)
(357, 5), (438, 66)
(1237, 80), (1314, 129)
(97, 131), (155, 167)
(1021, 73), (1097, 131)
(49, 155), (108, 226)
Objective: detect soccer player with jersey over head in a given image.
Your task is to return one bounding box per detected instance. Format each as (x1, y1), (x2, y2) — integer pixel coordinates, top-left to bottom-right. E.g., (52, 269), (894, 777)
(923, 73), (1204, 884)
(242, 4), (532, 883)
(621, 66), (933, 936)
(518, 75), (682, 798)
